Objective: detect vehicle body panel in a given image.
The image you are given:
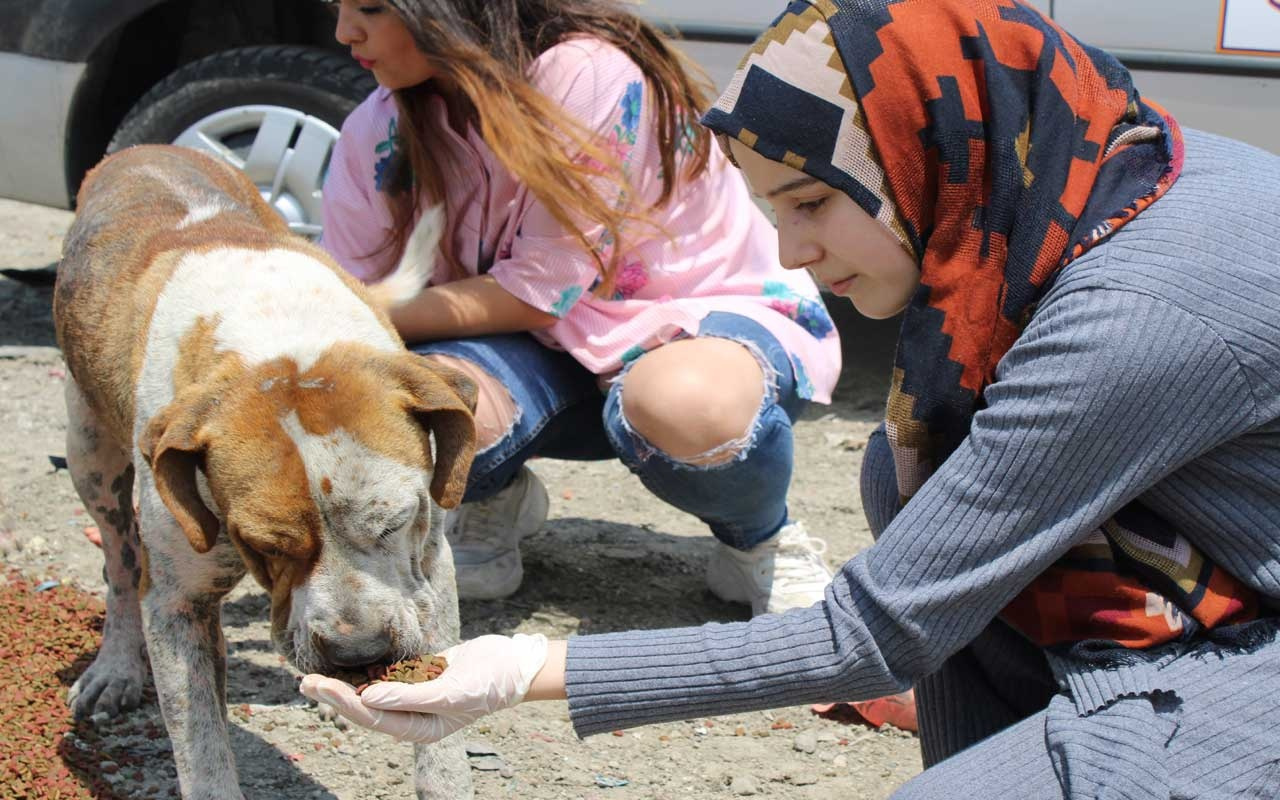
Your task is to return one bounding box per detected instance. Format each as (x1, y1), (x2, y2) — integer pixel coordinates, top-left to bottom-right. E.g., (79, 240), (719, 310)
(0, 53), (84, 207)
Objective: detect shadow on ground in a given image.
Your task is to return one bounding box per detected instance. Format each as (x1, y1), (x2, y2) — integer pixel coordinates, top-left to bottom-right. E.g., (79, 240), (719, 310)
(0, 267), (58, 348)
(461, 517), (752, 638)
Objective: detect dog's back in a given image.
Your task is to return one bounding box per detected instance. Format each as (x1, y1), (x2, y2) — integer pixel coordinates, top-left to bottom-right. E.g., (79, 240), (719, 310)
(53, 145), (399, 439)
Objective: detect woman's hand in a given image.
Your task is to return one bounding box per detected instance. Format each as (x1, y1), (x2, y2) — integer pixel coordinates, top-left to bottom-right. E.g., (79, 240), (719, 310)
(299, 633), (554, 744)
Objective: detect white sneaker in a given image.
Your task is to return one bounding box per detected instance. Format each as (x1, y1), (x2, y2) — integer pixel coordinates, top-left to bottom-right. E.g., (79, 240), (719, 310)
(706, 521), (833, 615)
(444, 466), (550, 600)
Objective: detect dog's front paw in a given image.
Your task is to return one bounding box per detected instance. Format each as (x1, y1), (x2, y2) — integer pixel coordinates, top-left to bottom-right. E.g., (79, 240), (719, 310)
(68, 643), (148, 720)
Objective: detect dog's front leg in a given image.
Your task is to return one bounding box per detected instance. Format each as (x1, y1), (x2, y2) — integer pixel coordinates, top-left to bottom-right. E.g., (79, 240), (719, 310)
(414, 740), (472, 800)
(138, 491), (247, 799)
(64, 379), (150, 719)
(414, 522), (473, 800)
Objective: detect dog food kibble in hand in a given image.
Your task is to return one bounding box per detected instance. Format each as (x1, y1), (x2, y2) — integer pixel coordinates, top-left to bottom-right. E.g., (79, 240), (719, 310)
(331, 655), (448, 693)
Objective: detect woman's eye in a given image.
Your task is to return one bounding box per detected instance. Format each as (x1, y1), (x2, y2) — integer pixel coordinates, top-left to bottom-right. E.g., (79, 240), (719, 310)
(358, 4), (385, 14)
(796, 197), (827, 213)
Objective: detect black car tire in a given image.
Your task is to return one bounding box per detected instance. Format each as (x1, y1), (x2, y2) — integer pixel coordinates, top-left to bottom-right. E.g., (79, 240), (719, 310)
(107, 45), (377, 237)
(109, 44), (375, 151)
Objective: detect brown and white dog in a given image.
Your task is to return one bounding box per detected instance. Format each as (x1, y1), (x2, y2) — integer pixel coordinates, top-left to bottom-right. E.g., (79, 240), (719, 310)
(54, 144), (475, 800)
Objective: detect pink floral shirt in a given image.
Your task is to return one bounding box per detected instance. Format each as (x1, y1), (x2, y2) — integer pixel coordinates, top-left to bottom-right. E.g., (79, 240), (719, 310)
(321, 38), (840, 402)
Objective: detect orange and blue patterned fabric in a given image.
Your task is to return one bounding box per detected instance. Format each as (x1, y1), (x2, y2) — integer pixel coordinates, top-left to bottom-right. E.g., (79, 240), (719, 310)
(703, 0), (1258, 650)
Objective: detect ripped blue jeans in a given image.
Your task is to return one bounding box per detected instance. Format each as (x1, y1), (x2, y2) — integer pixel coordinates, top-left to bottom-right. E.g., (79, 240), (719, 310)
(413, 312), (807, 550)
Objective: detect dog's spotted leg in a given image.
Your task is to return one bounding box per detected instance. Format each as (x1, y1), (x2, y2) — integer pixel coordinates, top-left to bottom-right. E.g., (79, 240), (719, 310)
(136, 481), (247, 800)
(64, 379), (150, 720)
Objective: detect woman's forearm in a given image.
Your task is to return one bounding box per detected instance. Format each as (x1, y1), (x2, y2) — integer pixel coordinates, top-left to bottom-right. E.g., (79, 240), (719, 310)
(524, 639), (568, 701)
(390, 274), (558, 341)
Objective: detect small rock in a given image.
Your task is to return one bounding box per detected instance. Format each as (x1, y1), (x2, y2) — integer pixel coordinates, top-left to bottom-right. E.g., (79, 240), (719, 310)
(832, 754), (848, 768)
(470, 755), (506, 772)
(487, 716), (513, 737)
(729, 774), (759, 796)
(793, 730), (818, 754)
(593, 774), (629, 788)
(789, 770), (820, 786)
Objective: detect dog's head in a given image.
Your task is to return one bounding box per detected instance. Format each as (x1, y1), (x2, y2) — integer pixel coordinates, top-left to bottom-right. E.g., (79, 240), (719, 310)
(138, 345), (477, 674)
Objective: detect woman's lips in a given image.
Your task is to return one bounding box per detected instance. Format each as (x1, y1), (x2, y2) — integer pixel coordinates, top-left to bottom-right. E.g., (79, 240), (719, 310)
(355, 56), (375, 69)
(827, 275), (856, 294)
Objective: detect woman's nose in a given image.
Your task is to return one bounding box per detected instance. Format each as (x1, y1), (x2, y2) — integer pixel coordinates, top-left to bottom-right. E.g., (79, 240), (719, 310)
(777, 225), (820, 271)
(334, 7), (362, 45)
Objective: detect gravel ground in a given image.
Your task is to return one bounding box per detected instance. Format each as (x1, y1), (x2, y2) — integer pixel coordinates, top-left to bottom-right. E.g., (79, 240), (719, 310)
(0, 196), (921, 799)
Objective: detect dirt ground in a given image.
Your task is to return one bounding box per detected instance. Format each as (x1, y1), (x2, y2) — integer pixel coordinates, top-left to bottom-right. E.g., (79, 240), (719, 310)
(0, 196), (921, 799)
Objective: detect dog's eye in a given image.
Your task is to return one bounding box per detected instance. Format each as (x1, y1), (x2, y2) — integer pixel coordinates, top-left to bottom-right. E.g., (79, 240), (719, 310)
(378, 501), (419, 541)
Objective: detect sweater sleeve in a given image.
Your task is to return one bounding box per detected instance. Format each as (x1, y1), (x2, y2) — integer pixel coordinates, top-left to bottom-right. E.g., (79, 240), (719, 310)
(565, 283), (1261, 737)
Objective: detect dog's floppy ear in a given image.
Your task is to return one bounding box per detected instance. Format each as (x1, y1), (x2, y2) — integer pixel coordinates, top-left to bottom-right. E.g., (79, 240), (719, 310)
(138, 394), (220, 553)
(394, 356), (478, 509)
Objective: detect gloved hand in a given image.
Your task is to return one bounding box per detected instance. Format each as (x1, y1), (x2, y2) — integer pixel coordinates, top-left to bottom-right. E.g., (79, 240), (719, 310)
(299, 633), (549, 744)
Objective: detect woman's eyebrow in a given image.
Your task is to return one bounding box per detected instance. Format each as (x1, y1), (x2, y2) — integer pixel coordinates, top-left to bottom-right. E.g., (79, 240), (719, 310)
(766, 175), (821, 199)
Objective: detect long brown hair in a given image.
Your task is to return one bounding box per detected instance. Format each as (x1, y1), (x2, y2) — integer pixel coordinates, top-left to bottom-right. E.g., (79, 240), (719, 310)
(377, 0), (712, 287)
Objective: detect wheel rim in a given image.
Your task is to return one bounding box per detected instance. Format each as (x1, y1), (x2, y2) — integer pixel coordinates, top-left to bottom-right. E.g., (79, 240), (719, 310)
(173, 105), (340, 239)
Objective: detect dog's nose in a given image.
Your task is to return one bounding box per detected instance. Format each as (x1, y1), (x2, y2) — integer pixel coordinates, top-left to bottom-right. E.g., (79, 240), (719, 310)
(315, 628), (394, 668)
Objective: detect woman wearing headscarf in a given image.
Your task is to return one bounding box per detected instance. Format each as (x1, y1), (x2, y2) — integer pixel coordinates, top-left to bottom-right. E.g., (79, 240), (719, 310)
(304, 1), (1280, 794)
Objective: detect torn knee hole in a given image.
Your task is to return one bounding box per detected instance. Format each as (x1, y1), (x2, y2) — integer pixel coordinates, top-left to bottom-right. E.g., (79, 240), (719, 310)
(424, 355), (519, 452)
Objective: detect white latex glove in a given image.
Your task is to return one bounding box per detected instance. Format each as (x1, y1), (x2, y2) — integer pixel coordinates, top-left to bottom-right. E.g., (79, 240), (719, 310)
(298, 633), (549, 744)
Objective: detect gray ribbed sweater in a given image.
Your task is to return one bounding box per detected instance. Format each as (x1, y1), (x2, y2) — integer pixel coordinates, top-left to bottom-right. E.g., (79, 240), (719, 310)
(564, 130), (1280, 758)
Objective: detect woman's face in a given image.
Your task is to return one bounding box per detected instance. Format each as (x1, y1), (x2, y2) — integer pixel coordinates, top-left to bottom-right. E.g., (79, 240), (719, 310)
(333, 1), (437, 90)
(729, 140), (919, 320)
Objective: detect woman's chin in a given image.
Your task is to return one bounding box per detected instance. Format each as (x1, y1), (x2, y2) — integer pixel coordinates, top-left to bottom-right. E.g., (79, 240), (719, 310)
(850, 295), (908, 321)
